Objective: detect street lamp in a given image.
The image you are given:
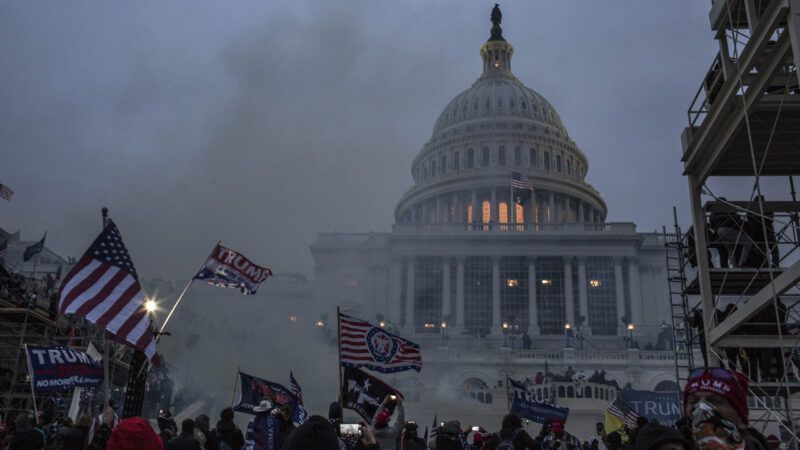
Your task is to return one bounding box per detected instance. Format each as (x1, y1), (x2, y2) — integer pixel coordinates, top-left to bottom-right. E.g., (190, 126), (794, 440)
(440, 321), (448, 346)
(627, 323), (635, 348)
(564, 323), (572, 348)
(502, 322), (510, 348)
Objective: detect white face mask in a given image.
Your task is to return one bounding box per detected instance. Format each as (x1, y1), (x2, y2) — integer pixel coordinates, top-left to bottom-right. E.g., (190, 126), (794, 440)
(691, 400), (743, 450)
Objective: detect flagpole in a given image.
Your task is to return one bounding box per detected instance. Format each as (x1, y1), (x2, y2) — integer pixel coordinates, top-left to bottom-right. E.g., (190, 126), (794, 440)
(506, 375), (510, 411)
(24, 344), (38, 419)
(158, 241), (219, 339)
(101, 208), (110, 409)
(229, 367), (240, 407)
(337, 306), (343, 420)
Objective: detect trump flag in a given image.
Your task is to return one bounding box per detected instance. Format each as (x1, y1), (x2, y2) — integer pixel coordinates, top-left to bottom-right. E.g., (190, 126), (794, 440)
(193, 244), (272, 295)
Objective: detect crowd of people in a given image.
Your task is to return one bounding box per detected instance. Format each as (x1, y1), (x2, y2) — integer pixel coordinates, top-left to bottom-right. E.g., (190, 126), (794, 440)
(0, 366), (787, 450)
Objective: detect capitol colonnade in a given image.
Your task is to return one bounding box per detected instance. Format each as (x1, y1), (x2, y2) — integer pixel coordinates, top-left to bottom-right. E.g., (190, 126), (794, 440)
(394, 254), (644, 338)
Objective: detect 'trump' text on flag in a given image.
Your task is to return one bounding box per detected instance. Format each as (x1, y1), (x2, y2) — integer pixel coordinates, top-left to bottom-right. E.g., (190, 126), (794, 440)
(508, 377), (569, 424)
(193, 244), (272, 295)
(25, 345), (104, 392)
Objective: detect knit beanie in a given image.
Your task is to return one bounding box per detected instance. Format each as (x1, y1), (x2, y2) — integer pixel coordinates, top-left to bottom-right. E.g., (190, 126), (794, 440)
(283, 415), (340, 450)
(683, 368), (749, 424)
(633, 423), (690, 450)
(107, 418), (164, 450)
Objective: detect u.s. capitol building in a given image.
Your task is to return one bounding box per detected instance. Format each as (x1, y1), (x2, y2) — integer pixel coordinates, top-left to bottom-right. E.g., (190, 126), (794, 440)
(308, 8), (676, 438)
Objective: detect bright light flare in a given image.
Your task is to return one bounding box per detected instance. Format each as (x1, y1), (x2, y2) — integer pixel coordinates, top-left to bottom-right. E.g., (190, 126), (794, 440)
(144, 299), (157, 313)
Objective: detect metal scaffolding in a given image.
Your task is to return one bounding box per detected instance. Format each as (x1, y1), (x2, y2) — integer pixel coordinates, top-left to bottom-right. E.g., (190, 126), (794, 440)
(680, 0), (800, 440)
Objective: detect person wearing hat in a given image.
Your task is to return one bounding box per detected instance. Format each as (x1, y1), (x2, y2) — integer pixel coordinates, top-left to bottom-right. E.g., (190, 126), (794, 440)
(490, 414), (538, 450)
(370, 396), (405, 450)
(435, 420), (468, 450)
(157, 410), (178, 447)
(244, 400), (278, 450)
(209, 407), (245, 450)
(105, 417), (164, 450)
(397, 421), (427, 450)
(632, 423), (689, 450)
(540, 418), (580, 450)
(683, 367), (770, 450)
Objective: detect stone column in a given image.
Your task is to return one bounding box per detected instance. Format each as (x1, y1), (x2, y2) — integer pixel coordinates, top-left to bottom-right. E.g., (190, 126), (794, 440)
(389, 259), (403, 324)
(628, 257), (643, 328)
(577, 256), (592, 335)
(452, 192), (459, 223)
(455, 256), (465, 333)
(442, 258), (451, 322)
(589, 207), (596, 224)
(614, 256), (625, 334)
(435, 196), (442, 224)
(548, 192), (555, 224)
(563, 257), (575, 325)
(564, 197), (570, 223)
(491, 256), (501, 334)
(405, 258), (416, 331)
(527, 257), (540, 334)
(491, 189), (498, 225)
(528, 191), (537, 226)
(471, 190), (478, 227)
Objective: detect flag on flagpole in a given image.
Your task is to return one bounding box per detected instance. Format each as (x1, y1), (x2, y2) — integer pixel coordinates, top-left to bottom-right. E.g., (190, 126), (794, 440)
(0, 183), (13, 201)
(511, 171), (533, 191)
(193, 243), (272, 294)
(606, 398), (640, 430)
(23, 232), (46, 262)
(57, 220), (158, 362)
(340, 366), (403, 422)
(339, 312), (422, 373)
(289, 371), (303, 404)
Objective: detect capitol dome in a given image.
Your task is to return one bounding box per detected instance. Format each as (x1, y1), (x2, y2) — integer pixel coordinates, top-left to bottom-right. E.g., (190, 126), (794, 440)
(395, 9), (606, 228)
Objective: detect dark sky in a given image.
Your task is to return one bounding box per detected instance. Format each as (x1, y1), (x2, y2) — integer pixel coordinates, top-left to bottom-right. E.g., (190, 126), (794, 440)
(1, 1), (718, 280)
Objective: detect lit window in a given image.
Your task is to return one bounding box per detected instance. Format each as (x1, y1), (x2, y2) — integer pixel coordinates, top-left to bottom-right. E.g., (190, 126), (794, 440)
(506, 279), (519, 287)
(590, 279), (601, 288)
(541, 279), (552, 285)
(499, 202), (508, 224)
(482, 201), (491, 223)
(467, 205), (473, 223)
(515, 204), (524, 223)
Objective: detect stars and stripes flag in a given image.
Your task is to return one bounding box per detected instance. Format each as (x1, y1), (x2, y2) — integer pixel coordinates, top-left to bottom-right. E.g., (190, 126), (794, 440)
(57, 220), (158, 362)
(289, 371), (303, 404)
(338, 312), (422, 373)
(511, 171), (533, 191)
(607, 398), (640, 429)
(0, 183), (13, 201)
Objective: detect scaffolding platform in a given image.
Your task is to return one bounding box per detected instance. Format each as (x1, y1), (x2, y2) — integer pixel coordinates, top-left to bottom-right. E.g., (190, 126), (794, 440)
(686, 268), (784, 295)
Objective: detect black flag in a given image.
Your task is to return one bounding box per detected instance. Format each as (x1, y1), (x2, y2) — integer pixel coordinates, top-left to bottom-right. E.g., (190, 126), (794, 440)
(341, 366), (402, 421)
(23, 232), (46, 262)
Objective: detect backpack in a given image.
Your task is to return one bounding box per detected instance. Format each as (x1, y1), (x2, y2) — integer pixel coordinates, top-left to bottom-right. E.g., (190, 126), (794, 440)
(496, 429), (521, 450)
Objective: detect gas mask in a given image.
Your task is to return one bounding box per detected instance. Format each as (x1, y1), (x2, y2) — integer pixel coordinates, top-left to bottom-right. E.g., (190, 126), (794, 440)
(690, 400), (743, 450)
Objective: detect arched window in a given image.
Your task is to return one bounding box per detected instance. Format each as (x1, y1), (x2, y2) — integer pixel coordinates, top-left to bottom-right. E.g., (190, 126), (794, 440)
(441, 155), (447, 174)
(482, 147), (490, 166)
(467, 149), (475, 168)
(557, 386), (566, 398)
(585, 386), (592, 398)
(482, 200), (491, 223)
(556, 155), (562, 172)
(498, 146), (506, 166)
(514, 147), (522, 166)
(462, 378), (492, 404)
(453, 152), (460, 171)
(567, 386), (575, 398)
(529, 148), (538, 167)
(654, 380), (679, 392)
(515, 204), (524, 224)
(431, 159), (437, 177)
(499, 202), (508, 224)
(543, 151), (550, 171)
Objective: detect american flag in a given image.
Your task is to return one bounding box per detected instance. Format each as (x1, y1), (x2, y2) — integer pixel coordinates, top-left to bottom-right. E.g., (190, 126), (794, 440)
(289, 371), (303, 404)
(57, 220), (157, 362)
(0, 183), (13, 201)
(511, 171), (533, 191)
(339, 313), (422, 373)
(607, 398), (640, 429)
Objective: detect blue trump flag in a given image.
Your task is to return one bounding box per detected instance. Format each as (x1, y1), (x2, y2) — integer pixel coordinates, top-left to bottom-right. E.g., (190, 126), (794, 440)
(24, 345), (103, 392)
(508, 378), (569, 424)
(621, 388), (682, 425)
(233, 371), (306, 424)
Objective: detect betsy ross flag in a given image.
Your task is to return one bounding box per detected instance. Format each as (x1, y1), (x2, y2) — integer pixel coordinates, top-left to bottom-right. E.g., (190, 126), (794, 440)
(58, 220), (158, 362)
(0, 183), (13, 201)
(339, 313), (422, 373)
(607, 398), (640, 429)
(193, 243), (272, 294)
(511, 171), (533, 191)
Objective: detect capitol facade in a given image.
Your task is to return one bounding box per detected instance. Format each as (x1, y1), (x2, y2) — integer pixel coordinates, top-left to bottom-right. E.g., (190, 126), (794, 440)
(310, 10), (677, 438)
